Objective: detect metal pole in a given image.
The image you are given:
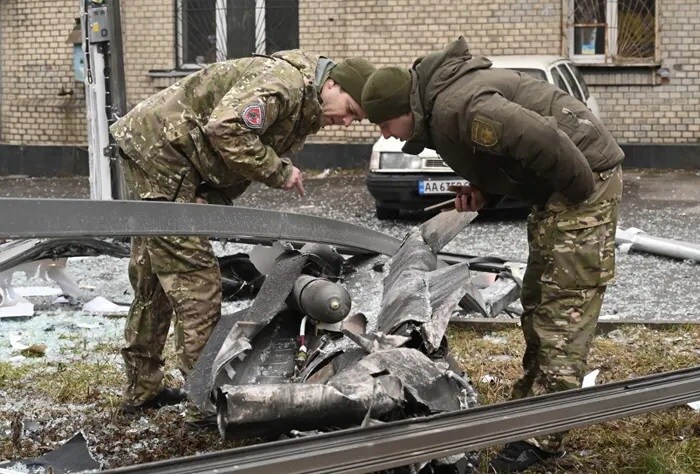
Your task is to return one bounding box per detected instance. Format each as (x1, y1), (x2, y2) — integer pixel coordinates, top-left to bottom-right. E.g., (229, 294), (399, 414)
(616, 226), (700, 262)
(83, 0), (113, 200)
(106, 0), (128, 199)
(255, 0), (266, 54)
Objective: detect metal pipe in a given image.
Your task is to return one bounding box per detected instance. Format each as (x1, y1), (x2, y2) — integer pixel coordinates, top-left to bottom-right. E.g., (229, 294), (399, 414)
(616, 226), (700, 262)
(106, 0), (129, 199)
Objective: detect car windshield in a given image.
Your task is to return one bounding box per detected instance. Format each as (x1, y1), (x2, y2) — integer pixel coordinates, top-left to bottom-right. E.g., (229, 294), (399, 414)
(513, 68), (547, 81)
(566, 63), (590, 99)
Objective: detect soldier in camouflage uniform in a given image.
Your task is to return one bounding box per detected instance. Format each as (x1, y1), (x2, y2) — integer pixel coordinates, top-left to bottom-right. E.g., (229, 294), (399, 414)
(361, 37), (623, 472)
(110, 51), (375, 416)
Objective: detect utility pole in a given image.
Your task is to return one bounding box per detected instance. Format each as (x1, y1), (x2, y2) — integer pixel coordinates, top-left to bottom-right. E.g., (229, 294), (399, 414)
(82, 0), (127, 200)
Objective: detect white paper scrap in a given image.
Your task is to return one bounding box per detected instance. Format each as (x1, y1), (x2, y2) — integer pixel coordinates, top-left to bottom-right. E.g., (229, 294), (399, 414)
(687, 400), (700, 411)
(582, 369), (600, 388)
(83, 296), (129, 314)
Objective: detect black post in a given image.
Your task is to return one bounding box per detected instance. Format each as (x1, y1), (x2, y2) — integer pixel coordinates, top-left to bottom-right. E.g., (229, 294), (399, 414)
(106, 0), (128, 199)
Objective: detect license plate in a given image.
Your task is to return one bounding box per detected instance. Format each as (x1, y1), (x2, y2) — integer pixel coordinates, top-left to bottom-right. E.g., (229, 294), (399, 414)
(418, 179), (470, 195)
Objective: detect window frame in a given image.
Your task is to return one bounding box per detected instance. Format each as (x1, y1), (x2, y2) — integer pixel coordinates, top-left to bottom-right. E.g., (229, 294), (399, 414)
(565, 63), (590, 99)
(176, 0), (273, 70)
(557, 63), (585, 102)
(549, 66), (573, 95)
(567, 0), (659, 66)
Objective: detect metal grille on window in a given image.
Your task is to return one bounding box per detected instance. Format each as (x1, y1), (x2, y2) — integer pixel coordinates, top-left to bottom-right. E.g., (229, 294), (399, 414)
(569, 0), (656, 63)
(176, 0), (299, 68)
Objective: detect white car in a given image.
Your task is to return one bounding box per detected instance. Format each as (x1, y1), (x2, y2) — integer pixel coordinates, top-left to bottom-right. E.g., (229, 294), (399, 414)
(366, 56), (601, 219)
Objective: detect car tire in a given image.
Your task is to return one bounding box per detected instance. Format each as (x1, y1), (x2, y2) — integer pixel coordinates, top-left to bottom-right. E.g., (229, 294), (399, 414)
(375, 206), (400, 220)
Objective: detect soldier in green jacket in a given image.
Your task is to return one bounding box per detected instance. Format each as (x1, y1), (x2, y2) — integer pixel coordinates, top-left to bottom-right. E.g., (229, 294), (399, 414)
(361, 37), (623, 473)
(110, 51), (375, 421)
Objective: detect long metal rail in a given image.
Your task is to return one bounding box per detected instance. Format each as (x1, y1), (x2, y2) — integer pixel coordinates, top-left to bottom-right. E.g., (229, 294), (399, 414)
(0, 198), (524, 273)
(103, 366), (700, 474)
(0, 198), (401, 256)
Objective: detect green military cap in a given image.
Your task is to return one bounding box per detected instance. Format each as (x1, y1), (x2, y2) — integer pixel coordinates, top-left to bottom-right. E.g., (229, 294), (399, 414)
(361, 67), (412, 124)
(328, 58), (377, 105)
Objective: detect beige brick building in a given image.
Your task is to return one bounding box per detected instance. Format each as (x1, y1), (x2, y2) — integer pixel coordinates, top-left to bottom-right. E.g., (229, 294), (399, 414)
(0, 0), (698, 174)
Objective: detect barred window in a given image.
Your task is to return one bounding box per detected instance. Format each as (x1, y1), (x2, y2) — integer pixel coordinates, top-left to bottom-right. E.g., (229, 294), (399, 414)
(176, 0), (299, 68)
(568, 0), (657, 64)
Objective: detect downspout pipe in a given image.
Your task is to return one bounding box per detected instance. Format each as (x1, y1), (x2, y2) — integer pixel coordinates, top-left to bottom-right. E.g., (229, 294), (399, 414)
(616, 227), (700, 262)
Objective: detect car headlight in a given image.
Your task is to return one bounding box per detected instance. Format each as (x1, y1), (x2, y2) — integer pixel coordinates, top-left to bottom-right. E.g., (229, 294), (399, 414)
(379, 152), (422, 170)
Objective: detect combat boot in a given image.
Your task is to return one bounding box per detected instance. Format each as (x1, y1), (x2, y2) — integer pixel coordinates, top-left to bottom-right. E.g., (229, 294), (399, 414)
(487, 441), (564, 473)
(120, 387), (187, 415)
(184, 403), (218, 431)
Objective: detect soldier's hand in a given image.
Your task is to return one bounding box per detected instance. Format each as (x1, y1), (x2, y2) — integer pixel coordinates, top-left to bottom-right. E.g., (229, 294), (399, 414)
(282, 166), (305, 197)
(448, 185), (485, 212)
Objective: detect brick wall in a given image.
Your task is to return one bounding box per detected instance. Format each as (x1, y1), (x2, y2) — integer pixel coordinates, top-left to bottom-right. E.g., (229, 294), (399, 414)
(586, 0), (700, 145)
(301, 0), (563, 143)
(0, 0), (697, 150)
(120, 0), (176, 106)
(0, 0), (86, 145)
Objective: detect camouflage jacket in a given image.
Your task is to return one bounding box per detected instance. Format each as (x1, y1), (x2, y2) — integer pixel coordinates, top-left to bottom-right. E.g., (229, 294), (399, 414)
(110, 50), (323, 193)
(403, 37), (625, 205)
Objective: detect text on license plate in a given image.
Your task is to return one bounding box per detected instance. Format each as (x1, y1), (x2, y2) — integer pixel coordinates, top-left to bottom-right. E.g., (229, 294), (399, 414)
(418, 179), (470, 195)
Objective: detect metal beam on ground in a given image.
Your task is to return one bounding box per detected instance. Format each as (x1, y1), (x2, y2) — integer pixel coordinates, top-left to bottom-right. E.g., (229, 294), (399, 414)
(100, 366), (700, 474)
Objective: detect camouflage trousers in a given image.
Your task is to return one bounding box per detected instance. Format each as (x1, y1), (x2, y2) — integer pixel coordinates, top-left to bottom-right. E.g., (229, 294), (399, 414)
(121, 157), (222, 406)
(512, 165), (623, 453)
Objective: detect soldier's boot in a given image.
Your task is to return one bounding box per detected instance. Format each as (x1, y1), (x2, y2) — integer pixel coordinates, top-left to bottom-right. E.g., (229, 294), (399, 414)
(121, 387), (188, 415)
(488, 441), (564, 473)
(183, 403), (218, 431)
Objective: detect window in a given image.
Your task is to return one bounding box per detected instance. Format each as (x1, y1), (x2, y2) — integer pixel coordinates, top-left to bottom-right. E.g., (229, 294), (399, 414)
(550, 68), (570, 92)
(565, 63), (590, 99)
(176, 0), (299, 69)
(557, 64), (584, 102)
(568, 0), (657, 64)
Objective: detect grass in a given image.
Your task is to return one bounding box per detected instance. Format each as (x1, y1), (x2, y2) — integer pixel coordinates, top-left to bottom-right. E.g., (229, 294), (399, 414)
(2, 325), (699, 471)
(447, 324), (700, 473)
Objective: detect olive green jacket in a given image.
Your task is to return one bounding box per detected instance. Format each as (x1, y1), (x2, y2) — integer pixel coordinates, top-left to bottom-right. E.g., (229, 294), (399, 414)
(403, 37), (624, 205)
(110, 50), (323, 197)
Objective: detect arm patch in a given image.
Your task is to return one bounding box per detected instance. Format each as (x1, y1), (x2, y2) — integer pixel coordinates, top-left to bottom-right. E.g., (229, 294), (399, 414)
(242, 103), (266, 129)
(471, 115), (502, 148)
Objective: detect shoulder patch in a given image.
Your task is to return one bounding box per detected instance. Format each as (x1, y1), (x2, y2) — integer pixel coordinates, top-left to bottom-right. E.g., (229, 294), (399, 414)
(471, 115), (502, 148)
(242, 103), (265, 129)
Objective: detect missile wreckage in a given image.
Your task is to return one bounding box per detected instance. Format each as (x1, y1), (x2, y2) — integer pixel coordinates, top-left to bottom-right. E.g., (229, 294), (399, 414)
(0, 201), (525, 472)
(187, 209), (483, 449)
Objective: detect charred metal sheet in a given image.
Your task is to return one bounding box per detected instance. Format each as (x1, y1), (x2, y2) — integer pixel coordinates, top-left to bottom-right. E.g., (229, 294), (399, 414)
(186, 250), (309, 410)
(183, 308), (252, 411)
(217, 347), (470, 440)
(477, 276), (521, 317)
(0, 198), (401, 256)
(376, 213), (474, 342)
(0, 432), (99, 474)
(213, 210), (479, 460)
(188, 243), (348, 411)
(420, 210), (478, 254)
(0, 237), (128, 273)
(422, 265), (473, 353)
(218, 253), (263, 300)
(101, 366), (700, 474)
